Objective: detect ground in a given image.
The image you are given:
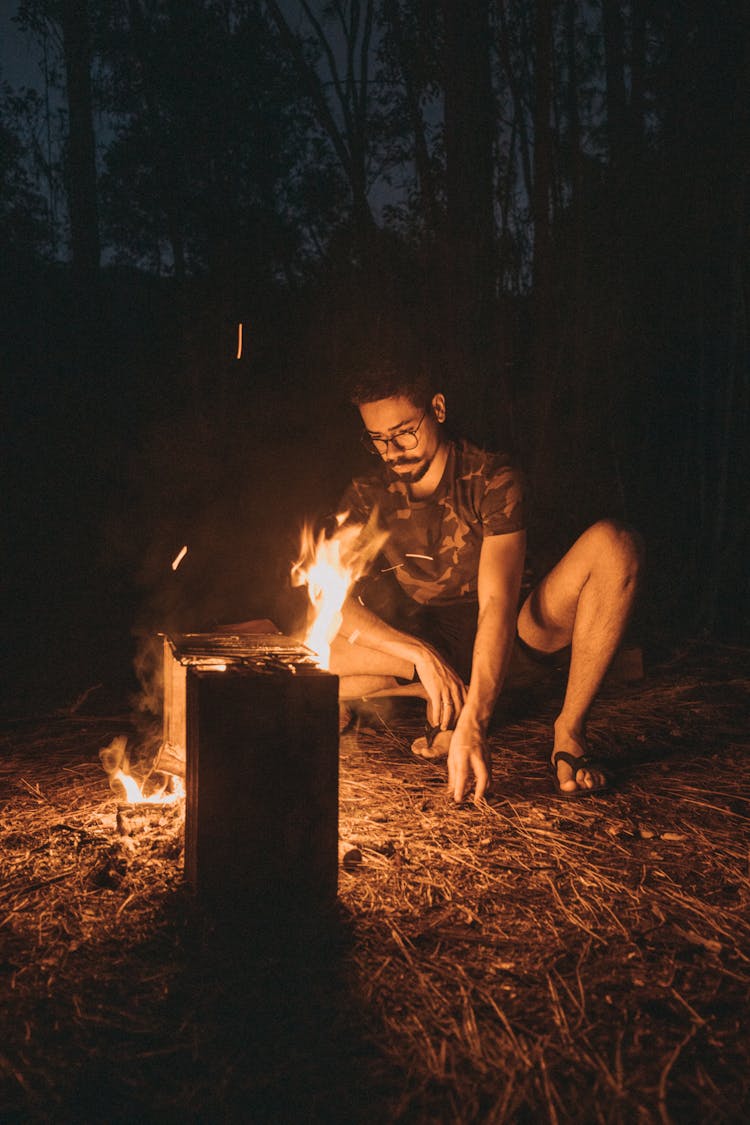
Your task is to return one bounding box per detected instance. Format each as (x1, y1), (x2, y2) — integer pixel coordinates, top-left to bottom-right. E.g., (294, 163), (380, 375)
(0, 640), (749, 1123)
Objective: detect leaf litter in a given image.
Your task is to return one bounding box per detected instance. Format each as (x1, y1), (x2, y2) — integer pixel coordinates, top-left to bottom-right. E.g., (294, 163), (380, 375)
(0, 640), (748, 1123)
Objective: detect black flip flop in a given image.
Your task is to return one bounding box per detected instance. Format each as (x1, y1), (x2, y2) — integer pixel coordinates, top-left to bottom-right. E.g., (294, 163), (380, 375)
(550, 750), (612, 797)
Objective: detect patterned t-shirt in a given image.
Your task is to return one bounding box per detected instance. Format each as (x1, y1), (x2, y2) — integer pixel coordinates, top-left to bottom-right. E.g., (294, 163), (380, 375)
(340, 440), (526, 606)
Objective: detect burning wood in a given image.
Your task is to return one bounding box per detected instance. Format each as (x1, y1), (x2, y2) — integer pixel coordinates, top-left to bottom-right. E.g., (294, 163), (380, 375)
(116, 801), (183, 838)
(152, 740), (185, 780)
(99, 735), (185, 804)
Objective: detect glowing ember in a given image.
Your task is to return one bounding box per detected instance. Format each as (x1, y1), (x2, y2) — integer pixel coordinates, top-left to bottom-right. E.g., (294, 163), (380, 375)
(171, 544), (188, 571)
(236, 321), (243, 359)
(291, 511), (387, 667)
(99, 736), (185, 804)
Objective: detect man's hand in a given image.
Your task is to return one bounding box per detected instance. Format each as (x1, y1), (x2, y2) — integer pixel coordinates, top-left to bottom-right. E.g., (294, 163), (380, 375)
(447, 713), (492, 803)
(412, 645), (467, 731)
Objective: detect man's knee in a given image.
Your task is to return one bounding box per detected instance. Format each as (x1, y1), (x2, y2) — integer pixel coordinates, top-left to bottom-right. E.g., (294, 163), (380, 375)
(585, 519), (644, 585)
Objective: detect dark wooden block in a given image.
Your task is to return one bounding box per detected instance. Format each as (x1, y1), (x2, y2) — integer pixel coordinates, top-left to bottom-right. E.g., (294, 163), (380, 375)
(184, 663), (339, 927)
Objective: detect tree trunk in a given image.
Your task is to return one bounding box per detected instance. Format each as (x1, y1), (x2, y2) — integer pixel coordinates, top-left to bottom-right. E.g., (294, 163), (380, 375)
(127, 0), (186, 282)
(564, 0), (584, 376)
(266, 0), (376, 256)
(497, 0), (533, 208)
(629, 0), (647, 152)
(601, 0), (627, 177)
(59, 0), (100, 293)
(530, 0), (554, 469)
(382, 0), (439, 236)
(441, 0), (500, 444)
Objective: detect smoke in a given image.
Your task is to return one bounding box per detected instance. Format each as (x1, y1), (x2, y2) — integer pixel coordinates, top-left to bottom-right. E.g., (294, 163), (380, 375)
(99, 734), (129, 778)
(131, 633), (164, 719)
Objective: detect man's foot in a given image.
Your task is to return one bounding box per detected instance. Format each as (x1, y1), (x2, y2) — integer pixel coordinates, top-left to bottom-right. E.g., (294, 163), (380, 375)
(339, 702), (355, 733)
(550, 732), (611, 796)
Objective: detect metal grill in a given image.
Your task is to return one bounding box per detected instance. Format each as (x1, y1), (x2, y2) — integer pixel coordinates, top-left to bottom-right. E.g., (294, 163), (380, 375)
(166, 630), (320, 670)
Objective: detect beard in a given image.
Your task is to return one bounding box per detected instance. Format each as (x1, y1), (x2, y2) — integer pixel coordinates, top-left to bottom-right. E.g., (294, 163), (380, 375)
(388, 455), (431, 484)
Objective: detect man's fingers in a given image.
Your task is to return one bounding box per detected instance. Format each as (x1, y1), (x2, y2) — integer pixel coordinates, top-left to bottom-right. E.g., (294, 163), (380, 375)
(445, 747), (463, 801)
(427, 689), (442, 728)
(472, 756), (491, 802)
(449, 682), (465, 723)
(451, 768), (468, 803)
(448, 748), (469, 802)
(447, 737), (491, 804)
(439, 678), (466, 730)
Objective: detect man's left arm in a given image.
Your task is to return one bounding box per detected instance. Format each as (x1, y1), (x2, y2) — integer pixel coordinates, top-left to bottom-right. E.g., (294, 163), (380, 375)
(447, 528), (527, 802)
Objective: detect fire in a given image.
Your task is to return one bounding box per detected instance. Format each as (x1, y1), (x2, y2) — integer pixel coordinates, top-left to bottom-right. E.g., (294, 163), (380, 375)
(292, 511), (387, 667)
(99, 736), (185, 804)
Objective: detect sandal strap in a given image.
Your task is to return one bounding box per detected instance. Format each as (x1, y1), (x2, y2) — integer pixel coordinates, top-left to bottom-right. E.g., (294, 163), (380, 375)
(425, 722), (455, 748)
(552, 750), (601, 771)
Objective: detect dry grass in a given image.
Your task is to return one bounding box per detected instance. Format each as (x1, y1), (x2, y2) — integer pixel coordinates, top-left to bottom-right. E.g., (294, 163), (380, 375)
(1, 641), (749, 1123)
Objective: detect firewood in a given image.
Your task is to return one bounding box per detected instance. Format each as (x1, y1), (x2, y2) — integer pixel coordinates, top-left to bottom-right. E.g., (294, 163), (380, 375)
(152, 740), (186, 779)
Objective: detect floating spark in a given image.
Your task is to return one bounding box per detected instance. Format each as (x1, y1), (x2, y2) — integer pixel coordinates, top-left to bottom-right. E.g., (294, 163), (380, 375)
(171, 545), (188, 571)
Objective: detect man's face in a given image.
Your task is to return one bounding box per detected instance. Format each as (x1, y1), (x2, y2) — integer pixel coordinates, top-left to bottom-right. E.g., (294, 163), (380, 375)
(359, 394), (445, 484)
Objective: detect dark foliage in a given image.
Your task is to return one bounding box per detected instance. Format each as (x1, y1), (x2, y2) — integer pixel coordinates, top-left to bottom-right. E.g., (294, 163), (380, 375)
(1, 0), (747, 713)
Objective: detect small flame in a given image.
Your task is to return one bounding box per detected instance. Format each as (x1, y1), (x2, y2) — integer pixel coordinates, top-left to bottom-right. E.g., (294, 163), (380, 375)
(236, 322), (243, 359)
(99, 736), (185, 805)
(291, 510), (387, 667)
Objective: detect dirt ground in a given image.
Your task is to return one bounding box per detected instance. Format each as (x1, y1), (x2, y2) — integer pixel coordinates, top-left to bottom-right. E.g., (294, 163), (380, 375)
(1, 639), (749, 1123)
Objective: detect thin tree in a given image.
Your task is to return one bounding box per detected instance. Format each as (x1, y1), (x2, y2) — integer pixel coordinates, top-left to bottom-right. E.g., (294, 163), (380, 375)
(59, 0), (100, 290)
(441, 0), (499, 443)
(530, 0), (553, 470)
(265, 0), (378, 253)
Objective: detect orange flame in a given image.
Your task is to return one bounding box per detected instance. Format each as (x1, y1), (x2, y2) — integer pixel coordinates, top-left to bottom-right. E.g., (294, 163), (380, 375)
(291, 511), (386, 667)
(99, 736), (185, 804)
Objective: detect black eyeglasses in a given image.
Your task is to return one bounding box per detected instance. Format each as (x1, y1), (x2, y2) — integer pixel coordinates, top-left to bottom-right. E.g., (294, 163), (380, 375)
(361, 410), (427, 456)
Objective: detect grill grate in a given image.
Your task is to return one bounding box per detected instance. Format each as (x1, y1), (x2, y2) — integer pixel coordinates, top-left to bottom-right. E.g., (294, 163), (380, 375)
(166, 631), (320, 674)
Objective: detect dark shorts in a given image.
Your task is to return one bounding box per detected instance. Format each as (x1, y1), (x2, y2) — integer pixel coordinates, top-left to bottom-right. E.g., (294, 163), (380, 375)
(356, 569), (569, 686)
(406, 600), (479, 684)
(354, 571), (478, 683)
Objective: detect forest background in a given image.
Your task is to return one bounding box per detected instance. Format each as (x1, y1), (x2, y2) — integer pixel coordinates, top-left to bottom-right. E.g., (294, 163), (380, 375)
(1, 0), (748, 711)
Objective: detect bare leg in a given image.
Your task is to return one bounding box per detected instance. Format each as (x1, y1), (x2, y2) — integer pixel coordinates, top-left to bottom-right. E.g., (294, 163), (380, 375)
(328, 635), (413, 680)
(338, 673), (408, 700)
(517, 520), (643, 792)
(328, 635), (418, 703)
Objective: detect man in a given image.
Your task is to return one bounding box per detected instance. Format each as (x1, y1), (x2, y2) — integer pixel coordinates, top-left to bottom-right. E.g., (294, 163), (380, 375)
(328, 366), (643, 804)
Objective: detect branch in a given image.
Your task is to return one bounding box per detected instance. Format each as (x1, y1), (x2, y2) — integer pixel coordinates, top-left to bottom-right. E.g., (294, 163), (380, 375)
(265, 0), (353, 177)
(299, 0), (355, 143)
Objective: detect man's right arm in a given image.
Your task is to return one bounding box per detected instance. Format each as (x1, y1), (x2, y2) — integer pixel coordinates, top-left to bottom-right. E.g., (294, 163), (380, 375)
(336, 596), (467, 726)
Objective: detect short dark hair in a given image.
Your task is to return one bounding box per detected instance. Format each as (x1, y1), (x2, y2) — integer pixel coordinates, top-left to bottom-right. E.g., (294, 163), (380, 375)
(347, 352), (434, 410)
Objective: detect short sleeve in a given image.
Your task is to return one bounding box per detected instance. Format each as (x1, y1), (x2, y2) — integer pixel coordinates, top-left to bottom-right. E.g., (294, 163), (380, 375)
(481, 463), (526, 536)
(336, 477), (376, 526)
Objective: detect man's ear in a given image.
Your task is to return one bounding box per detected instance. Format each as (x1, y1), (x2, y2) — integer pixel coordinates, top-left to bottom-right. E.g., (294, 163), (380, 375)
(431, 393), (447, 422)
